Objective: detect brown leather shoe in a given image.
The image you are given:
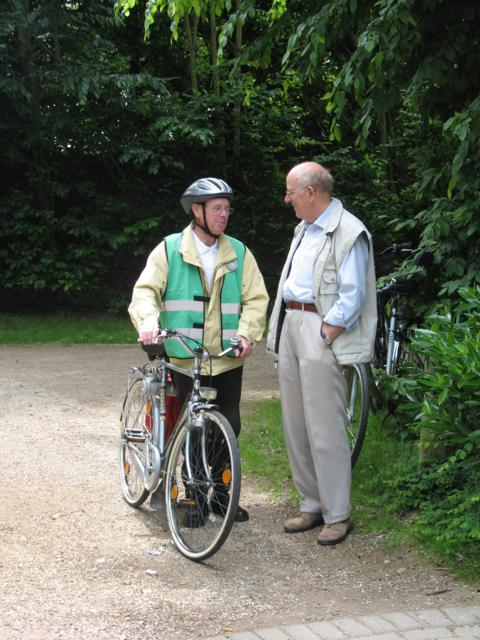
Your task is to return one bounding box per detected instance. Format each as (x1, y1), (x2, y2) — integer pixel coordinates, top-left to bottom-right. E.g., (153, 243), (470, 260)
(284, 512), (324, 533)
(317, 519), (353, 546)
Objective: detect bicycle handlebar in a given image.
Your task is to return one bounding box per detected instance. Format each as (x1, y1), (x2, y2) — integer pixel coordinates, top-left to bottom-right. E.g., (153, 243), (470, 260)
(140, 329), (242, 360)
(377, 242), (413, 257)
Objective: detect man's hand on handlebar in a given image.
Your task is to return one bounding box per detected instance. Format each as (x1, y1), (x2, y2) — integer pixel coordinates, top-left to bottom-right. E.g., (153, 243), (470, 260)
(139, 322), (159, 345)
(236, 335), (253, 358)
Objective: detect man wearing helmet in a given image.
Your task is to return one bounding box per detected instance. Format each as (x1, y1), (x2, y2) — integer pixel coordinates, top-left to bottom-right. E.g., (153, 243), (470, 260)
(128, 178), (269, 523)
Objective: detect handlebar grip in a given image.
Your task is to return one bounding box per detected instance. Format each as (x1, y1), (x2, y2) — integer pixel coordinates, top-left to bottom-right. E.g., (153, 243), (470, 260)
(141, 342), (166, 359)
(230, 336), (242, 350)
(393, 242), (413, 251)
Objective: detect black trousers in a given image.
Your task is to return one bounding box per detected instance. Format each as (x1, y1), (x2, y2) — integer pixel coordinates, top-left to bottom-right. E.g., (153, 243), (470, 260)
(173, 366), (243, 498)
(173, 366), (243, 437)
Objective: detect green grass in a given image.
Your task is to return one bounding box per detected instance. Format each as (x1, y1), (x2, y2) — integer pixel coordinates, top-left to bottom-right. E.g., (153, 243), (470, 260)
(0, 313), (137, 344)
(240, 398), (297, 500)
(240, 397), (480, 584)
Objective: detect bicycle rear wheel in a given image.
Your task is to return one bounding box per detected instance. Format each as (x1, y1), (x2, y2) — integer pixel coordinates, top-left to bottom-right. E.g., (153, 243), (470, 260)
(343, 363), (369, 468)
(119, 378), (150, 507)
(164, 409), (240, 562)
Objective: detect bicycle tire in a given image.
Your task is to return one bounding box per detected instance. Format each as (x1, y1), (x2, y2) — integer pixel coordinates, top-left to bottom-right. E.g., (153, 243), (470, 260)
(119, 378), (150, 507)
(343, 363), (369, 468)
(164, 409), (240, 562)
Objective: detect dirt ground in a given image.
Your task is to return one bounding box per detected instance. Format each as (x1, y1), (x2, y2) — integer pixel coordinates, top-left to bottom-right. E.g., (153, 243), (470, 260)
(0, 342), (478, 640)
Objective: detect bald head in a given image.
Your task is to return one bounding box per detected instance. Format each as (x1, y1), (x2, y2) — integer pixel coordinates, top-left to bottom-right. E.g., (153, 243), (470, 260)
(285, 161), (333, 222)
(288, 161), (333, 196)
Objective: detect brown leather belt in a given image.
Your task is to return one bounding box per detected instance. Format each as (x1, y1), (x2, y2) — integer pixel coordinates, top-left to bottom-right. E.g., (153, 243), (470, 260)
(285, 301), (317, 313)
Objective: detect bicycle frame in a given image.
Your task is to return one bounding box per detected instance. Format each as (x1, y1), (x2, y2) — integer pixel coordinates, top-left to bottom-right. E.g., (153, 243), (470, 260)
(124, 329), (237, 495)
(375, 243), (433, 375)
(385, 289), (398, 375)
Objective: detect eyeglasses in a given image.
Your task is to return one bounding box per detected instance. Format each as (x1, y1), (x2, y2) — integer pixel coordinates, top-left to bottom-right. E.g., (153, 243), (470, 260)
(285, 185), (309, 197)
(209, 205), (234, 215)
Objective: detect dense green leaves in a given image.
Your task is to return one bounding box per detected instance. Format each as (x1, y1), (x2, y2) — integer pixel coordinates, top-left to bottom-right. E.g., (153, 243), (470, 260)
(413, 287), (480, 454)
(2, 0), (480, 310)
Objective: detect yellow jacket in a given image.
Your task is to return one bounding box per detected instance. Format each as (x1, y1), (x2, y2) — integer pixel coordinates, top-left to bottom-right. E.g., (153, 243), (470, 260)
(128, 223), (269, 375)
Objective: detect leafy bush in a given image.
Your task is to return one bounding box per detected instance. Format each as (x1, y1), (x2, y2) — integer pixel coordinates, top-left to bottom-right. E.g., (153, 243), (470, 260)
(384, 448), (480, 561)
(375, 286), (480, 559)
(413, 286), (480, 457)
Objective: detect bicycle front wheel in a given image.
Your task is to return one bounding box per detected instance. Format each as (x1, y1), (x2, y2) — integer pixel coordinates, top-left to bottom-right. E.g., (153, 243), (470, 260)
(343, 363), (369, 468)
(164, 410), (240, 562)
(119, 378), (150, 507)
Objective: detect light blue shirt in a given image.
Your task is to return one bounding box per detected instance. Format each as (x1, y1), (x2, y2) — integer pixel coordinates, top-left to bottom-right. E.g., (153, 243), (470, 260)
(283, 199), (369, 330)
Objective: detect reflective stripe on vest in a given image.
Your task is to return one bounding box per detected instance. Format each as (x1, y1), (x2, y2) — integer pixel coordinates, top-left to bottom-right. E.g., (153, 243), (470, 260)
(160, 233), (245, 358)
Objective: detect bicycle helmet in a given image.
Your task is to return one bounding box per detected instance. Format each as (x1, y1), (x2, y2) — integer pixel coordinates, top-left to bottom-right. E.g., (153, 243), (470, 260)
(180, 178), (234, 213)
(180, 178), (234, 238)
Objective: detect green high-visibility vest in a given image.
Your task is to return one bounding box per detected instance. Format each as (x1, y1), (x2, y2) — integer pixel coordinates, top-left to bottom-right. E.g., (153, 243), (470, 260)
(160, 232), (245, 358)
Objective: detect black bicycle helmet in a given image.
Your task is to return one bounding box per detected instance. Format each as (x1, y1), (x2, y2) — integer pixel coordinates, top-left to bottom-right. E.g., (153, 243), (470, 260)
(180, 178), (234, 213)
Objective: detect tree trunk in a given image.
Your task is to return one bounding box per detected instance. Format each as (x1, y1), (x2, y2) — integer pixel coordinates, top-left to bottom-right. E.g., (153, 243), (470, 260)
(17, 0), (52, 213)
(232, 0), (242, 158)
(184, 11), (199, 94)
(209, 0), (226, 164)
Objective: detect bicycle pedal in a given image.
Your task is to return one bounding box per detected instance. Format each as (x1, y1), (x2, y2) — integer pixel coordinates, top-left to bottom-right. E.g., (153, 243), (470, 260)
(125, 429), (146, 442)
(180, 499), (197, 507)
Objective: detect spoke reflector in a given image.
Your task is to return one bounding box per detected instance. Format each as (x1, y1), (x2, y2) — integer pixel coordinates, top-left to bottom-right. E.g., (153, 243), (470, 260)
(145, 401), (153, 431)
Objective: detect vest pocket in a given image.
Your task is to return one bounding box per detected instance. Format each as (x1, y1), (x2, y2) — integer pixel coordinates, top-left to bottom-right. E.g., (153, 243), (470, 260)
(320, 269), (339, 294)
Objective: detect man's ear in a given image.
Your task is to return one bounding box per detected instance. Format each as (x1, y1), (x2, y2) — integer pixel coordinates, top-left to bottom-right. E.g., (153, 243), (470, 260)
(191, 203), (202, 222)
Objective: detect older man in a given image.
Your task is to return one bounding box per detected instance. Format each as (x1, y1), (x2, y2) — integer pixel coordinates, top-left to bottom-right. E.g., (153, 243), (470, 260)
(129, 178), (269, 522)
(267, 162), (377, 545)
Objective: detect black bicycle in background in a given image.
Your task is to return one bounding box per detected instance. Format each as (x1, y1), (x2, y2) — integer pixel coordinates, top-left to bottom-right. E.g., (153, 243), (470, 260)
(349, 242), (433, 462)
(374, 243), (434, 375)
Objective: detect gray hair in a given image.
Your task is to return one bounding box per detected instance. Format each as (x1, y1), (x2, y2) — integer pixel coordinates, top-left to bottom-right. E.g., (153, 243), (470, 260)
(294, 163), (333, 195)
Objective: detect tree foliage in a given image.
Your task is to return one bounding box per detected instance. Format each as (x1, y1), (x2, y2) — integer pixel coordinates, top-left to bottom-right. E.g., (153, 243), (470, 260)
(1, 0), (479, 312)
(280, 0), (480, 297)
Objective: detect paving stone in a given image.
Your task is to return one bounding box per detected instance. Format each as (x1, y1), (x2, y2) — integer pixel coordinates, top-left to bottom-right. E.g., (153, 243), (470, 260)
(451, 624), (480, 638)
(415, 609), (455, 627)
(443, 606), (480, 625)
(359, 615), (397, 633)
(307, 620), (347, 639)
(332, 618), (372, 636)
(402, 627), (454, 639)
(203, 607), (480, 640)
(255, 627), (291, 640)
(284, 623), (320, 640)
(381, 612), (420, 631)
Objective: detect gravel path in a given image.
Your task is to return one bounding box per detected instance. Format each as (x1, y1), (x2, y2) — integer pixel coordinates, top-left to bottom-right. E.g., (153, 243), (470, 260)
(0, 343), (477, 640)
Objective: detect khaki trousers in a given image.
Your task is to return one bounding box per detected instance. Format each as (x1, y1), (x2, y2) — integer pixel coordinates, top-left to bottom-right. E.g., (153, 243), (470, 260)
(278, 309), (351, 523)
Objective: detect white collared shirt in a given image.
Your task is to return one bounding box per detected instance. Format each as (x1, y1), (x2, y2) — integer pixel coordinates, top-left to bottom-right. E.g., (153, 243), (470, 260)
(192, 229), (218, 290)
(283, 199), (369, 330)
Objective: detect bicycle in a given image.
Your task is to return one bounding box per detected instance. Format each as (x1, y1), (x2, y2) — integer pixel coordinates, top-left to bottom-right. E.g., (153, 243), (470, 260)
(344, 362), (370, 468)
(343, 243), (433, 465)
(374, 243), (433, 375)
(119, 329), (242, 562)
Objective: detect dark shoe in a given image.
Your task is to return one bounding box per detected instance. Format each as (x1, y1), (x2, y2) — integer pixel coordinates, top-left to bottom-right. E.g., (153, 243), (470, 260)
(317, 519), (353, 546)
(211, 493), (250, 523)
(234, 505), (249, 522)
(149, 486), (165, 511)
(284, 512), (324, 533)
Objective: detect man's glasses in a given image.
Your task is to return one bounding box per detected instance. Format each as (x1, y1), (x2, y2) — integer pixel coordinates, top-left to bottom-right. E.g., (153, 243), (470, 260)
(209, 206), (234, 215)
(285, 186), (309, 197)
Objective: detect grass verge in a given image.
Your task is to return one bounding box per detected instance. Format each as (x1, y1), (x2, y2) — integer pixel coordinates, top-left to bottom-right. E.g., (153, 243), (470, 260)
(240, 397), (480, 584)
(0, 313), (136, 344)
